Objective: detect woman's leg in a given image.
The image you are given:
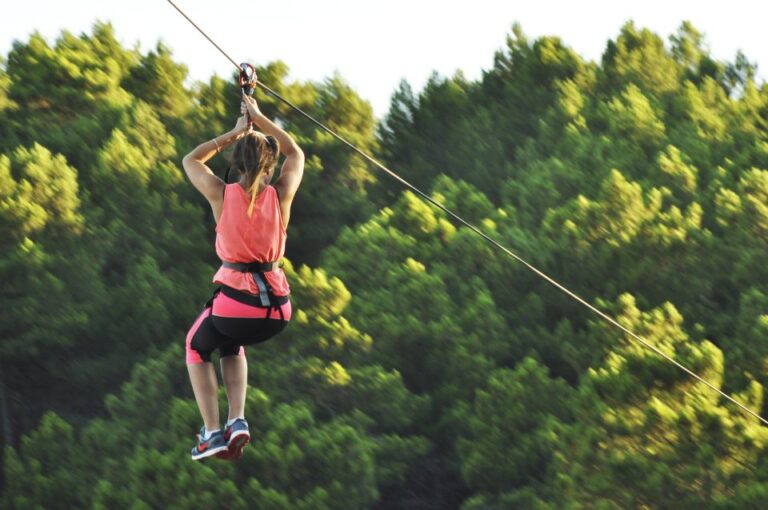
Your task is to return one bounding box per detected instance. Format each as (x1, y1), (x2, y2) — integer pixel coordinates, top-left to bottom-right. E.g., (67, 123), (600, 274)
(220, 353), (247, 421)
(187, 362), (220, 431)
(185, 305), (225, 431)
(210, 294), (292, 424)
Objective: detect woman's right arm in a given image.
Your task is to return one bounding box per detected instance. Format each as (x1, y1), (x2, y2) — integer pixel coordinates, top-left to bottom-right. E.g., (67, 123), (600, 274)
(242, 94), (304, 213)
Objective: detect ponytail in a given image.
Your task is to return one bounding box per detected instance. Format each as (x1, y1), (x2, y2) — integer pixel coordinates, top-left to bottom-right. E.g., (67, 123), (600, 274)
(230, 133), (280, 217)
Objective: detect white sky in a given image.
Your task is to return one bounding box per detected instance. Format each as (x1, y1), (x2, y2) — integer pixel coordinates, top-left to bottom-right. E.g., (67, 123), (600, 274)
(1, 1), (766, 118)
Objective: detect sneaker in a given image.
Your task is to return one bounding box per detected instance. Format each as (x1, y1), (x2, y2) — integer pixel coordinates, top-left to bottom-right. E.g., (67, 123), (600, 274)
(191, 427), (228, 461)
(216, 418), (250, 460)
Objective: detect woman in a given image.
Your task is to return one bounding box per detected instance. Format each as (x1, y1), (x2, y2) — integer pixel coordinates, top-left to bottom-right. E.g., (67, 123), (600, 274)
(181, 92), (304, 460)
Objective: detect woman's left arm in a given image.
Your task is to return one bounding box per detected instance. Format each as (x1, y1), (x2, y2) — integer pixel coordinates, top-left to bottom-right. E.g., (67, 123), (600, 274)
(182, 115), (251, 211)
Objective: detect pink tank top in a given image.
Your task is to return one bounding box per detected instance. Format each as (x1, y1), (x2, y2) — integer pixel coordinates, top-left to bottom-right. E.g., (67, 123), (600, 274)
(212, 183), (290, 296)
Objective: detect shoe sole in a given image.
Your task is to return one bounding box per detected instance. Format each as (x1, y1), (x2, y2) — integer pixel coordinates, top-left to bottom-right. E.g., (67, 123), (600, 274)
(191, 443), (229, 461)
(216, 433), (250, 460)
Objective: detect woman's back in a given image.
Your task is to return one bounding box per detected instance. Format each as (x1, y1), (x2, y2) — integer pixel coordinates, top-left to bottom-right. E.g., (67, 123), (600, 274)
(212, 183), (290, 296)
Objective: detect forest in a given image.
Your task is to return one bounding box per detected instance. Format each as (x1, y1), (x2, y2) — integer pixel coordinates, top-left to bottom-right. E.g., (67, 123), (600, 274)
(1, 19), (768, 509)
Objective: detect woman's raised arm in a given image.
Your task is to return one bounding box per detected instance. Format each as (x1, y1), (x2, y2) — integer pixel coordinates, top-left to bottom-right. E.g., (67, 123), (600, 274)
(242, 94), (305, 208)
(182, 115), (251, 218)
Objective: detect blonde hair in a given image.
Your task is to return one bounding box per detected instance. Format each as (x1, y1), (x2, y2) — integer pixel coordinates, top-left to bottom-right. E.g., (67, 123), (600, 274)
(230, 133), (280, 216)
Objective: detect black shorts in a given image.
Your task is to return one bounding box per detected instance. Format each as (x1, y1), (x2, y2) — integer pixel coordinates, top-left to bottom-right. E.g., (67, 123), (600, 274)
(185, 288), (291, 364)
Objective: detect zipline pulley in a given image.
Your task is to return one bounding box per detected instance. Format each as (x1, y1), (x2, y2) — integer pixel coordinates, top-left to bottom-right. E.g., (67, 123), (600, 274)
(239, 63), (257, 96)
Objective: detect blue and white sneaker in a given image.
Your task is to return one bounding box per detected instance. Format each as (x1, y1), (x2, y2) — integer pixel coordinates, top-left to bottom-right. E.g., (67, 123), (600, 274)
(191, 427), (228, 461)
(216, 418), (250, 460)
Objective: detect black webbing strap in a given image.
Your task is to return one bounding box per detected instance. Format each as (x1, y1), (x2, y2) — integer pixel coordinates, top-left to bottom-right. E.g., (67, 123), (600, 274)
(221, 260), (280, 272)
(220, 260), (283, 307)
(221, 285), (289, 308)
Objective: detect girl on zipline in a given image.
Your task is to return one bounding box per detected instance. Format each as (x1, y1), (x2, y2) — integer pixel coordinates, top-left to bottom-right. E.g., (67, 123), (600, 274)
(181, 91), (304, 460)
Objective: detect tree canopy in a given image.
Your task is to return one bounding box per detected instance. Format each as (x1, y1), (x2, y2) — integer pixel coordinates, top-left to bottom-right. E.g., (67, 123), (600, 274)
(2, 19), (768, 509)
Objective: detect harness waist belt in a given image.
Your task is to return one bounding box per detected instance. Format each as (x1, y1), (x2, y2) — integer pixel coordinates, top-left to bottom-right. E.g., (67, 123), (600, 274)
(221, 285), (289, 308)
(220, 259), (283, 307)
(221, 260), (280, 272)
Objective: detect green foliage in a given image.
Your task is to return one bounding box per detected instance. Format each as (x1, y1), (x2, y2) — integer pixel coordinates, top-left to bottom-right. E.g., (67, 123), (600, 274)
(3, 413), (91, 509)
(123, 42), (192, 123)
(3, 18), (768, 510)
(459, 358), (575, 491)
(602, 22), (681, 96)
(540, 297), (768, 509)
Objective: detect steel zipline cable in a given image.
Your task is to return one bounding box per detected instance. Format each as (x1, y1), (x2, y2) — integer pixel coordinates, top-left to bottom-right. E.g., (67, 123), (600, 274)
(165, 0), (768, 426)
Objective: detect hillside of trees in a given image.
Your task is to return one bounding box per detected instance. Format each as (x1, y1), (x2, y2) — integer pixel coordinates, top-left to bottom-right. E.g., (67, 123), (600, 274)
(2, 20), (768, 509)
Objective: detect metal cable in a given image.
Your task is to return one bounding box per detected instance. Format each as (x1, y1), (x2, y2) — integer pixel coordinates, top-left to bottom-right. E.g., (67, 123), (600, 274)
(165, 0), (768, 426)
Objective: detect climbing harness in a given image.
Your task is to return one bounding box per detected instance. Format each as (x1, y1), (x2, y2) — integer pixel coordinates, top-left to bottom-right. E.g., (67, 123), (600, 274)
(165, 0), (768, 426)
(204, 259), (288, 321)
(221, 260), (284, 309)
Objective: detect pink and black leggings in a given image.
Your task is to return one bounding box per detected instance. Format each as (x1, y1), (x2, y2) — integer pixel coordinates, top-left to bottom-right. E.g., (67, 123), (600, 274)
(185, 287), (292, 364)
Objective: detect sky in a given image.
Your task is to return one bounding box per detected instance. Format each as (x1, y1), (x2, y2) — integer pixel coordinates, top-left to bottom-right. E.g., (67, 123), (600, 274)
(1, 1), (766, 119)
